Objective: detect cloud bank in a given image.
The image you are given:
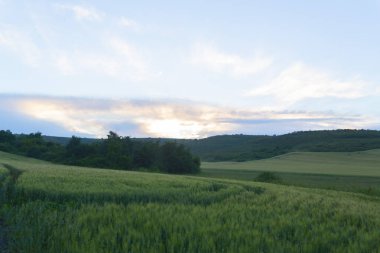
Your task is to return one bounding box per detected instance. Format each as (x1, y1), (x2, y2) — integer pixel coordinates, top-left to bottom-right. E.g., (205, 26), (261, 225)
(1, 95), (375, 139)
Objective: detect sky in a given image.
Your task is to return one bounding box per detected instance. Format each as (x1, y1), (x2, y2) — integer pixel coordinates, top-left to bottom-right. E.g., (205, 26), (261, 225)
(1, 0), (380, 138)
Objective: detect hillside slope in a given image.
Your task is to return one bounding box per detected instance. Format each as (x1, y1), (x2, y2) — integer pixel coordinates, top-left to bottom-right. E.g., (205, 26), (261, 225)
(201, 149), (380, 196)
(0, 151), (379, 252)
(185, 129), (380, 161)
(202, 149), (380, 177)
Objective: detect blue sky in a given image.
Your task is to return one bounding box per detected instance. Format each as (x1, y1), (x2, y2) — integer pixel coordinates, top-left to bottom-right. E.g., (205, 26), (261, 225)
(1, 0), (380, 138)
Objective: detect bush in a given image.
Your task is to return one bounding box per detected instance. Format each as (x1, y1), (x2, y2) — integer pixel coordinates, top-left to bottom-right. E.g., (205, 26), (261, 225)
(255, 172), (281, 183)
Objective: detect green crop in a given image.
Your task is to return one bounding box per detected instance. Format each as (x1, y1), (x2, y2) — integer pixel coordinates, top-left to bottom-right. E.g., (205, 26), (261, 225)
(202, 150), (380, 177)
(1, 151), (380, 253)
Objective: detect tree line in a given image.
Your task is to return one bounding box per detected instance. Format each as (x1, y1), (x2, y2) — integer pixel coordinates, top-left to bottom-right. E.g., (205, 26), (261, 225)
(0, 130), (200, 174)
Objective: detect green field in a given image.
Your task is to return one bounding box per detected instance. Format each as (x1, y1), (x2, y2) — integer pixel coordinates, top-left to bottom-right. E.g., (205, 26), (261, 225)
(202, 150), (380, 176)
(201, 150), (380, 195)
(1, 151), (380, 252)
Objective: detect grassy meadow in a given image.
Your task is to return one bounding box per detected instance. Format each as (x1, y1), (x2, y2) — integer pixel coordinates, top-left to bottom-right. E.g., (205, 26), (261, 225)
(0, 151), (380, 252)
(201, 150), (380, 195)
(202, 150), (380, 176)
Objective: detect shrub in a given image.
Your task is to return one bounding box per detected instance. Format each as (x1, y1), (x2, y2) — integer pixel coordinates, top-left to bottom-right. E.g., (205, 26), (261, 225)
(255, 172), (281, 183)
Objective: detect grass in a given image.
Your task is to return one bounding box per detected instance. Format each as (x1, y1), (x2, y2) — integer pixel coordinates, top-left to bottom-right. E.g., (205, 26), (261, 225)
(202, 149), (380, 177)
(201, 150), (380, 196)
(0, 151), (380, 252)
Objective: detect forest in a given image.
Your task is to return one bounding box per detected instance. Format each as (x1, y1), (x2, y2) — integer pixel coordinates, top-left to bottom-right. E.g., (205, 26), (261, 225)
(0, 130), (200, 174)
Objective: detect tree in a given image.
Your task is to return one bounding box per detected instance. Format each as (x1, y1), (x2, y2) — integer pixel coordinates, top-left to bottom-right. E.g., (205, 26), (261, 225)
(159, 142), (200, 174)
(16, 132), (46, 158)
(133, 142), (159, 169)
(0, 130), (16, 152)
(0, 129), (201, 174)
(102, 131), (133, 170)
(66, 136), (93, 163)
(0, 130), (15, 143)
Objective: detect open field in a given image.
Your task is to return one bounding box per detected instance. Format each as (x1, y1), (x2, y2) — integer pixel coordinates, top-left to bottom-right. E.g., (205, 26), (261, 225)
(202, 150), (380, 176)
(1, 151), (380, 252)
(201, 150), (380, 196)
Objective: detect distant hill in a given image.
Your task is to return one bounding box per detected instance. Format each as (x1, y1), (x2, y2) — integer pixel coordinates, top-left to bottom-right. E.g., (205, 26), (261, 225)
(43, 129), (380, 161)
(183, 130), (380, 161)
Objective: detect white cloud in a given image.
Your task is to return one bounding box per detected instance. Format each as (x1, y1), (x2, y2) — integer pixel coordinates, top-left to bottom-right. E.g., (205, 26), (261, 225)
(55, 51), (121, 77)
(51, 38), (151, 81)
(0, 25), (42, 67)
(191, 43), (272, 77)
(12, 96), (374, 138)
(375, 86), (380, 95)
(249, 63), (369, 106)
(108, 37), (150, 80)
(52, 52), (75, 75)
(119, 17), (140, 31)
(56, 4), (104, 21)
(0, 22), (153, 81)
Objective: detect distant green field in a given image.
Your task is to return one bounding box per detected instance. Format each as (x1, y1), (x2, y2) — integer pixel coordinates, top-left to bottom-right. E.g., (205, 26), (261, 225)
(201, 150), (380, 195)
(202, 149), (380, 176)
(1, 151), (380, 252)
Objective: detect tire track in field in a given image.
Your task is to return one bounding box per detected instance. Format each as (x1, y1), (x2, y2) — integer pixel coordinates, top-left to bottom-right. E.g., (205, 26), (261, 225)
(0, 164), (23, 253)
(0, 218), (7, 253)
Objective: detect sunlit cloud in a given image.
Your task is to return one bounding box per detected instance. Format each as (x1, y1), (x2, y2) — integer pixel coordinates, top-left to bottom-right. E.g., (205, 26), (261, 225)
(14, 98), (235, 138)
(248, 63), (369, 106)
(55, 4), (104, 21)
(9, 95), (376, 139)
(14, 98), (108, 136)
(191, 43), (272, 77)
